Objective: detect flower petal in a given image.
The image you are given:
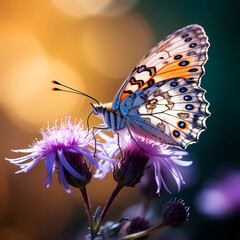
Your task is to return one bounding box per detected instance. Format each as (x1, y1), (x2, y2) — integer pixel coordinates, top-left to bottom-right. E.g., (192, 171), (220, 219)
(80, 147), (99, 168)
(58, 161), (72, 194)
(12, 148), (35, 153)
(5, 153), (36, 163)
(15, 155), (42, 173)
(172, 159), (193, 167)
(44, 152), (56, 188)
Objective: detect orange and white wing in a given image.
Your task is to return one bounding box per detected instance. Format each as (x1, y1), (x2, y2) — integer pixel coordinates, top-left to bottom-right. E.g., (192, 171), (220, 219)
(112, 24), (209, 110)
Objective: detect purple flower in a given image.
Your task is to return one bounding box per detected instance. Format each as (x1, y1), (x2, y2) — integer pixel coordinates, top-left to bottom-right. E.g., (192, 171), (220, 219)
(96, 133), (191, 194)
(113, 139), (149, 187)
(5, 117), (110, 193)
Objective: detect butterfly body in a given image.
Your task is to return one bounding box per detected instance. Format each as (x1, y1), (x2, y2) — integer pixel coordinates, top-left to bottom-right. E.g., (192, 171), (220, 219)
(92, 24), (210, 149)
(93, 102), (127, 132)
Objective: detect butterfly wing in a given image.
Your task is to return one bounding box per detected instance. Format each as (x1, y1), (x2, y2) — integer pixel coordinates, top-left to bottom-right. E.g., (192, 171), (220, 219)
(112, 24), (209, 110)
(120, 78), (210, 149)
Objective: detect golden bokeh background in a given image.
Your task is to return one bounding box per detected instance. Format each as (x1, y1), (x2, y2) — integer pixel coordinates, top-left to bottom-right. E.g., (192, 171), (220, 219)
(1, 0), (239, 239)
(1, 1), (155, 239)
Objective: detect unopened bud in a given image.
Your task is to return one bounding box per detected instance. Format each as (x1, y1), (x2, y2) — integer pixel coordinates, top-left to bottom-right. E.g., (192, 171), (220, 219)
(60, 151), (92, 188)
(113, 144), (149, 187)
(162, 198), (189, 227)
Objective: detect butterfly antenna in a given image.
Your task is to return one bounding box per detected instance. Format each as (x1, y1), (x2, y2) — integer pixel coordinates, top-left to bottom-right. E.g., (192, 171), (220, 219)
(51, 80), (100, 105)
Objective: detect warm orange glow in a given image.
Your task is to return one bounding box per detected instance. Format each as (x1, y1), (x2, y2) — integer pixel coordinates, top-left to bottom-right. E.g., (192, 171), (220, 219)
(0, 170), (10, 223)
(51, 0), (111, 17)
(1, 2), (152, 239)
(51, 0), (138, 17)
(1, 57), (86, 132)
(81, 13), (154, 79)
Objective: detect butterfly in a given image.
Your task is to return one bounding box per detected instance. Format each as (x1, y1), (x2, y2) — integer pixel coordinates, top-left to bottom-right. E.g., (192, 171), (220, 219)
(53, 24), (210, 149)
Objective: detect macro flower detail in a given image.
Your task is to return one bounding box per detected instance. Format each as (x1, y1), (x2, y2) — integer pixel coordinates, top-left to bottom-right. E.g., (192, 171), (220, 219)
(5, 117), (110, 193)
(61, 151), (92, 188)
(97, 132), (191, 194)
(113, 139), (149, 187)
(162, 199), (190, 227)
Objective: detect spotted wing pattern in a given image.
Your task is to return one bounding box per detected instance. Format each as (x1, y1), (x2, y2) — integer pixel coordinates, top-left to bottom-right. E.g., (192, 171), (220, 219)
(112, 24), (209, 110)
(120, 78), (210, 149)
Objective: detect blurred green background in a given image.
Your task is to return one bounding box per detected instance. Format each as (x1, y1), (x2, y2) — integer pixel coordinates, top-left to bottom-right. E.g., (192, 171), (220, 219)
(1, 0), (239, 239)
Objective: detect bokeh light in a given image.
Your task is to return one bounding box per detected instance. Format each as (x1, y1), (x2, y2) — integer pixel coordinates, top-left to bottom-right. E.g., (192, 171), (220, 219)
(51, 0), (138, 18)
(196, 171), (240, 219)
(1, 44), (85, 132)
(196, 188), (228, 217)
(81, 13), (154, 79)
(0, 28), (48, 101)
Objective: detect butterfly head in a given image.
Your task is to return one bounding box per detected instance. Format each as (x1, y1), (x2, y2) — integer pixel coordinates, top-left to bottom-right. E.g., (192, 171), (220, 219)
(90, 102), (101, 115)
(90, 102), (113, 116)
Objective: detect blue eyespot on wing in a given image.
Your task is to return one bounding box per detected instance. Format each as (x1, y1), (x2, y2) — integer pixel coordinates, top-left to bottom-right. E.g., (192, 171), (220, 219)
(122, 78), (210, 149)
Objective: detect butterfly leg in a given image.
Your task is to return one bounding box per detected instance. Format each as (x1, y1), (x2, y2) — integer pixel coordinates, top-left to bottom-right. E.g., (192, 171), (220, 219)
(85, 111), (94, 137)
(92, 124), (109, 157)
(116, 132), (123, 159)
(126, 124), (144, 152)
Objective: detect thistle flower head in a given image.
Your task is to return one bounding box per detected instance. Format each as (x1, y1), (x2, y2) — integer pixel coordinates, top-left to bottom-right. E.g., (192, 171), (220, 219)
(5, 117), (110, 193)
(113, 139), (149, 187)
(162, 198), (190, 227)
(97, 132), (191, 194)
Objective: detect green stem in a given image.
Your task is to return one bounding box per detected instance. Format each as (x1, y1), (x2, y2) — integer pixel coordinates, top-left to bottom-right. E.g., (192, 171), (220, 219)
(119, 221), (166, 240)
(80, 187), (94, 239)
(94, 183), (123, 236)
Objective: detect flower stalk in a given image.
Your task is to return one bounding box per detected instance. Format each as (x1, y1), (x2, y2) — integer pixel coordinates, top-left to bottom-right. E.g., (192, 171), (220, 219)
(80, 187), (94, 238)
(119, 221), (166, 240)
(94, 183), (123, 237)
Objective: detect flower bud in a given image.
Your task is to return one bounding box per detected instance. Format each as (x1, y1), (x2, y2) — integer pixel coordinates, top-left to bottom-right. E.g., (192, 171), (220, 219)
(162, 199), (189, 227)
(113, 143), (149, 187)
(60, 151), (92, 188)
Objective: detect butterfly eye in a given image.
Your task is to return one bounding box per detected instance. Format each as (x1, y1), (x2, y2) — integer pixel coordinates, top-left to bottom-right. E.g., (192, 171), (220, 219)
(90, 103), (98, 115)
